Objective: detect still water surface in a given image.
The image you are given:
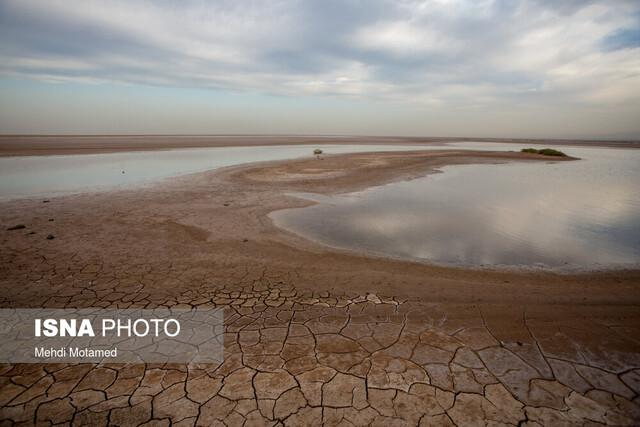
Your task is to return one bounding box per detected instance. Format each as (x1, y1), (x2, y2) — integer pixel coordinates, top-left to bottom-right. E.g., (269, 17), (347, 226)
(0, 144), (433, 200)
(272, 144), (640, 270)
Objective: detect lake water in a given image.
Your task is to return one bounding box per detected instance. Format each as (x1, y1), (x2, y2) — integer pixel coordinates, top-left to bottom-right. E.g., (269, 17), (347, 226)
(272, 143), (640, 270)
(0, 144), (436, 200)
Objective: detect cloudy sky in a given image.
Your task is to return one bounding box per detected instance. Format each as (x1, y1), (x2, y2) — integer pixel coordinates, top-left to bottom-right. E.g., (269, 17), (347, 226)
(0, 0), (639, 138)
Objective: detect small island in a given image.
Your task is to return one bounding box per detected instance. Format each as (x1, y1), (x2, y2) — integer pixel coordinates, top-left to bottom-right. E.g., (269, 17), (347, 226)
(521, 147), (567, 156)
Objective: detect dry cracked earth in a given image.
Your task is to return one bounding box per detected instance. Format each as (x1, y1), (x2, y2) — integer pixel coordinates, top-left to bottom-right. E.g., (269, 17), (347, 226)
(1, 282), (639, 426)
(1, 150), (639, 426)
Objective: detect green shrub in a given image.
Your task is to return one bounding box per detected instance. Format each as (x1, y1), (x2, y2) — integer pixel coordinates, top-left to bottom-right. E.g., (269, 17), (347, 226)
(521, 148), (567, 157)
(537, 148), (566, 156)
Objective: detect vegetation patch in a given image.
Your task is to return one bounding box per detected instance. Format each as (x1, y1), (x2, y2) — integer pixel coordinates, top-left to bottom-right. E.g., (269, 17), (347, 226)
(521, 148), (567, 157)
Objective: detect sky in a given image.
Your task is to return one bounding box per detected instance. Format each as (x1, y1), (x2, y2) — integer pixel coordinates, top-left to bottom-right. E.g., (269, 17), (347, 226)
(0, 0), (639, 139)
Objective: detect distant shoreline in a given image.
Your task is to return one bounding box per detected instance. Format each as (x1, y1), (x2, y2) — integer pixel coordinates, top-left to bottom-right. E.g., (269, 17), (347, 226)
(0, 134), (638, 157)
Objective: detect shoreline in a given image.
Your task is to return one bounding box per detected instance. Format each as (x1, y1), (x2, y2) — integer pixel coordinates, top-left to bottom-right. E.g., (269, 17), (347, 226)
(268, 164), (640, 276)
(1, 134), (639, 157)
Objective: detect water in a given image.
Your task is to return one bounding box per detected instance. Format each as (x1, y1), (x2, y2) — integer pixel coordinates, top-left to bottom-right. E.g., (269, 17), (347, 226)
(0, 144), (436, 200)
(272, 143), (640, 270)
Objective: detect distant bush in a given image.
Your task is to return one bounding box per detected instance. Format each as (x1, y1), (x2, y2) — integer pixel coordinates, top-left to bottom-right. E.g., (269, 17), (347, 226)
(521, 148), (567, 157)
(538, 148), (567, 156)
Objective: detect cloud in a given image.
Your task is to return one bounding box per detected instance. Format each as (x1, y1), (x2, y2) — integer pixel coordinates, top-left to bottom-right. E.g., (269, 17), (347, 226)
(0, 0), (639, 109)
(351, 21), (460, 56)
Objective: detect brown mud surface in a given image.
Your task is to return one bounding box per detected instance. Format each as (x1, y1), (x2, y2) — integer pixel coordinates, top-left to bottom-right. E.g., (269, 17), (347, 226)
(1, 149), (639, 425)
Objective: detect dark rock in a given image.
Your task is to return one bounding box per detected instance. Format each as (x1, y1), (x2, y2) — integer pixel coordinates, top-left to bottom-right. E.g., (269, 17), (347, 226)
(46, 234), (55, 240)
(43, 200), (50, 203)
(48, 218), (54, 222)
(7, 224), (26, 231)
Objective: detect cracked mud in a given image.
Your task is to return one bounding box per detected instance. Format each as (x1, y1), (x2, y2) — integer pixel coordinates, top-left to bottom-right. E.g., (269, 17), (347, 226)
(1, 150), (639, 426)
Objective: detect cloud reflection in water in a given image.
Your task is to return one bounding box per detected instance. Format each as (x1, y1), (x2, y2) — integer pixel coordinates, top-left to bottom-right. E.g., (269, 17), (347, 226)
(273, 147), (640, 269)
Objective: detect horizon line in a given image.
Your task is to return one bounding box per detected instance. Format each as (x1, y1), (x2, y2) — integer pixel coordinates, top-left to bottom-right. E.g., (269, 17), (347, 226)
(1, 134), (639, 143)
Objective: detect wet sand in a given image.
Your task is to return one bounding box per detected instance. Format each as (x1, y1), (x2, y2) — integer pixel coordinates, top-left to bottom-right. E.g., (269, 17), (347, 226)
(0, 134), (639, 156)
(1, 149), (639, 425)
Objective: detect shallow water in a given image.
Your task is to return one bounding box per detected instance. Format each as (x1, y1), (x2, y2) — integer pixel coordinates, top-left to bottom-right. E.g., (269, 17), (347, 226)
(0, 144), (436, 200)
(272, 143), (640, 270)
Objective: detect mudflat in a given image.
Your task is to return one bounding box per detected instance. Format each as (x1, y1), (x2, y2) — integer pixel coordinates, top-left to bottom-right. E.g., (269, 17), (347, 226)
(1, 149), (639, 425)
(1, 134), (639, 156)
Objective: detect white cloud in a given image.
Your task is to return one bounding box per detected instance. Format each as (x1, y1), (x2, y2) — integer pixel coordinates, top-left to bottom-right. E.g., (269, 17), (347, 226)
(0, 0), (638, 131)
(351, 21), (459, 56)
